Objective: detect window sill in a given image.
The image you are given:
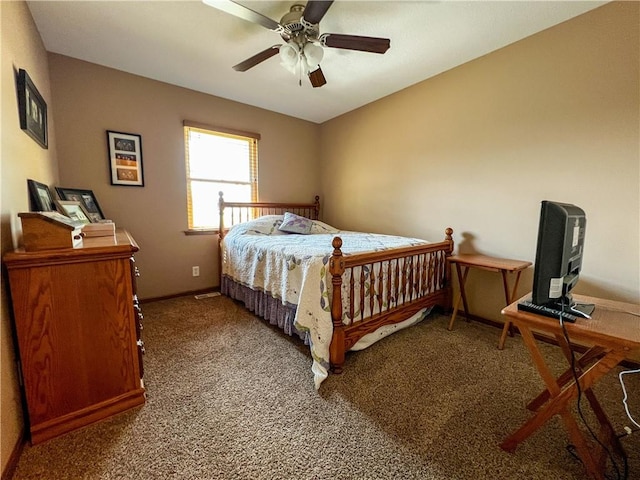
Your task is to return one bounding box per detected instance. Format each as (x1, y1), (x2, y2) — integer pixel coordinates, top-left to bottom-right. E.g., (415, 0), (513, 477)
(184, 229), (219, 236)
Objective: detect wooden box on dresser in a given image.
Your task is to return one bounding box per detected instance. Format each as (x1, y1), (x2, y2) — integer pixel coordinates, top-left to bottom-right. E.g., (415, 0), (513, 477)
(3, 229), (145, 444)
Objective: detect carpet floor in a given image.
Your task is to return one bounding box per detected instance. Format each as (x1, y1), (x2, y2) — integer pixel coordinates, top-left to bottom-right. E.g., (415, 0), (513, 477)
(11, 295), (639, 479)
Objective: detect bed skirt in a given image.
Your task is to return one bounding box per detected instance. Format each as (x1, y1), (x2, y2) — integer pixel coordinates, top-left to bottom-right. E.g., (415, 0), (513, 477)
(221, 275), (310, 345)
(221, 274), (432, 353)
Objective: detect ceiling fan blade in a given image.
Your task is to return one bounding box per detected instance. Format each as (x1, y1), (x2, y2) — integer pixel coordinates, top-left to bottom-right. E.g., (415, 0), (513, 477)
(321, 34), (390, 54)
(203, 0), (284, 32)
(308, 66), (327, 88)
(233, 45), (281, 72)
(302, 0), (334, 25)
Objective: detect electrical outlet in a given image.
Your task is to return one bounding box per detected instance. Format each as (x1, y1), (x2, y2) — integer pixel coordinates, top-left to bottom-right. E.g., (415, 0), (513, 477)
(192, 266), (200, 277)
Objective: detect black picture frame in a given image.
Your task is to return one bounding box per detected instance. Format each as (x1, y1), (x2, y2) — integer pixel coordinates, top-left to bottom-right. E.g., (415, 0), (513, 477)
(17, 69), (48, 149)
(106, 131), (144, 187)
(55, 187), (106, 222)
(27, 179), (56, 212)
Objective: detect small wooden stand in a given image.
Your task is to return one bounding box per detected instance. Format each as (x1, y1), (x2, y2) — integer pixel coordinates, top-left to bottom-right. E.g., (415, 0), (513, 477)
(447, 254), (532, 349)
(19, 211), (84, 251)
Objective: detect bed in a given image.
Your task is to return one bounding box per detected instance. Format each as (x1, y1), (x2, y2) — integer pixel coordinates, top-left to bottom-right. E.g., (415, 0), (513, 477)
(218, 192), (454, 388)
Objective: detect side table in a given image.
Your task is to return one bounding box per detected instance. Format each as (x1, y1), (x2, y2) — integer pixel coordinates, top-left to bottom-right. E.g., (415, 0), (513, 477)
(500, 294), (640, 479)
(447, 253), (532, 349)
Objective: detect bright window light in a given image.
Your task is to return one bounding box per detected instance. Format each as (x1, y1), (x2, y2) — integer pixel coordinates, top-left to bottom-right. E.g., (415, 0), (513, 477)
(184, 125), (258, 230)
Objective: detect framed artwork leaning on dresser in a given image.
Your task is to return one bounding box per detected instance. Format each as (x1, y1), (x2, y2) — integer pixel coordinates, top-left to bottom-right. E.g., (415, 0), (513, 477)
(55, 187), (106, 222)
(56, 200), (93, 226)
(27, 179), (56, 212)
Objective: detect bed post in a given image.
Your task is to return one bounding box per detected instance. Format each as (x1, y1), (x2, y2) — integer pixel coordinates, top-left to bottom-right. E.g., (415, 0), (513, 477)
(313, 196), (320, 220)
(218, 191), (225, 288)
(218, 191), (226, 240)
(444, 227), (454, 311)
(329, 236), (346, 374)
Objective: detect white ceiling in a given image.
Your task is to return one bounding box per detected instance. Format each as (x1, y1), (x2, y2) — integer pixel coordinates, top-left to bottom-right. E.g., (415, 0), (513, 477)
(27, 1), (607, 124)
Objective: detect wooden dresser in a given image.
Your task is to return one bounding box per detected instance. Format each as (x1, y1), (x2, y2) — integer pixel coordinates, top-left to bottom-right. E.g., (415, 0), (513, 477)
(3, 229), (145, 444)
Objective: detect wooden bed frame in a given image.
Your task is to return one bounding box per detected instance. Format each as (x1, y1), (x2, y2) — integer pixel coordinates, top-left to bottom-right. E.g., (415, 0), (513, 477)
(218, 192), (454, 374)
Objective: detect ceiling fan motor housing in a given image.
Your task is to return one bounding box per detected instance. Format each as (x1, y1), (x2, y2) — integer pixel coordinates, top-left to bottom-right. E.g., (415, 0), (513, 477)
(280, 4), (319, 44)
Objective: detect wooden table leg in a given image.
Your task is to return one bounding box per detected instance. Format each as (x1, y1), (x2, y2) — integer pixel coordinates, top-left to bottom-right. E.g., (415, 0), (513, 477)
(558, 407), (605, 479)
(501, 324), (627, 480)
(498, 270), (523, 349)
(526, 346), (607, 412)
(448, 264), (470, 331)
(447, 294), (462, 331)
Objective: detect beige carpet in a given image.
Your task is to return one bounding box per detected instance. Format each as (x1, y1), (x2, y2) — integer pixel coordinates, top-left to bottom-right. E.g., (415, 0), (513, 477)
(12, 295), (639, 479)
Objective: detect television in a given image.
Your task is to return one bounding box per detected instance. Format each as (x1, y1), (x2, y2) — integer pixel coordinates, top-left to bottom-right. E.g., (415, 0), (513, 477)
(531, 200), (594, 317)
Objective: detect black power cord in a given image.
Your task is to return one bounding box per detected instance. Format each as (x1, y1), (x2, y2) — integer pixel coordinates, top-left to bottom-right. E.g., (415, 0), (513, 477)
(558, 306), (628, 480)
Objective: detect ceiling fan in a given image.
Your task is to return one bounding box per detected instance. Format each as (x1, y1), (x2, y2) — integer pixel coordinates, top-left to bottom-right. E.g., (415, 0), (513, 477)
(203, 0), (391, 88)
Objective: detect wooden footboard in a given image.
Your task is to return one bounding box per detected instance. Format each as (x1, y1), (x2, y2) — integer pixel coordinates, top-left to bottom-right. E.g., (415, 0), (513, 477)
(218, 193), (454, 376)
(328, 229), (454, 373)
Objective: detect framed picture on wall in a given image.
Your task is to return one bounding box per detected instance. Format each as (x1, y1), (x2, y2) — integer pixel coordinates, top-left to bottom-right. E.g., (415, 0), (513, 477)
(55, 187), (106, 222)
(106, 131), (144, 187)
(55, 200), (93, 225)
(17, 69), (48, 149)
(27, 179), (56, 212)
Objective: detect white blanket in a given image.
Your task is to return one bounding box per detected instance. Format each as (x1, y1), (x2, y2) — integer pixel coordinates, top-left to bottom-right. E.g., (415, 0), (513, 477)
(221, 216), (430, 388)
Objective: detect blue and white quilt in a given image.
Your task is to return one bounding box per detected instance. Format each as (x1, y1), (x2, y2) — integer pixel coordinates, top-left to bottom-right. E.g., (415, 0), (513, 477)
(221, 215), (430, 388)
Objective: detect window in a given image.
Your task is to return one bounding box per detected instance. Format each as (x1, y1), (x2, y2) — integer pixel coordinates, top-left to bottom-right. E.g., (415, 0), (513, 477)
(184, 122), (258, 230)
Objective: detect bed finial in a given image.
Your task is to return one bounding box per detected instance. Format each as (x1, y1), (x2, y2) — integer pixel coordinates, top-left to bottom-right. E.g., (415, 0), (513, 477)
(444, 227), (454, 255)
(445, 227), (453, 242)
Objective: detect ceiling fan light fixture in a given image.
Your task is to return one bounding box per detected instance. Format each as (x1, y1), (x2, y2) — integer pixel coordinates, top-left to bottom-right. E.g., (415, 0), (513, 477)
(303, 42), (324, 69)
(279, 41), (300, 73)
(279, 42), (299, 63)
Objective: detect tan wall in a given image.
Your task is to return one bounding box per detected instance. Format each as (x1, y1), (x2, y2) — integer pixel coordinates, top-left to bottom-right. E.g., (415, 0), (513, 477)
(48, 54), (321, 300)
(1, 1), (59, 472)
(320, 2), (640, 322)
(2, 1), (638, 472)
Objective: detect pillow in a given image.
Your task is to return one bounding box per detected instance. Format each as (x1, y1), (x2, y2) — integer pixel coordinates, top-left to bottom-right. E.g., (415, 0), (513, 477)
(233, 215), (287, 236)
(309, 220), (339, 234)
(278, 212), (313, 234)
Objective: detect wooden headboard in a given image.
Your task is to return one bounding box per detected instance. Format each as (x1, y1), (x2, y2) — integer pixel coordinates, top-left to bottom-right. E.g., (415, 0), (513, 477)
(218, 191), (320, 239)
